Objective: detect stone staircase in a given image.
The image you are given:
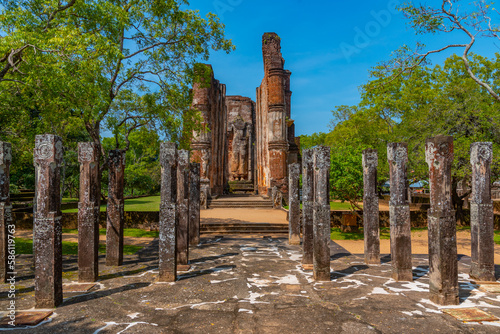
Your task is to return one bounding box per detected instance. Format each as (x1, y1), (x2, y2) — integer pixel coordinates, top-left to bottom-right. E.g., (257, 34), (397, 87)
(208, 195), (273, 209)
(201, 222), (288, 235)
(203, 195), (285, 234)
(11, 189), (35, 211)
(228, 180), (255, 194)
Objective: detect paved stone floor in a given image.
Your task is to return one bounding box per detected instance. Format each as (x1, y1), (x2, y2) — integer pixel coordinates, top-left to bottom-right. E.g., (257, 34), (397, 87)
(1, 235), (500, 333)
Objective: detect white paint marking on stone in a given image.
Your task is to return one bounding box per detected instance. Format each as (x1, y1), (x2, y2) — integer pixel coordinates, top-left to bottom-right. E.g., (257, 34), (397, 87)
(247, 277), (271, 287)
(482, 322), (500, 327)
(240, 247), (258, 251)
(270, 274), (300, 285)
(420, 298), (500, 310)
(353, 296), (368, 301)
(127, 313), (140, 319)
(287, 251), (302, 261)
(370, 287), (389, 295)
(238, 309), (254, 314)
(338, 279), (366, 290)
(285, 294), (310, 298)
(384, 280), (428, 293)
(124, 268), (159, 278)
(416, 303), (441, 314)
(210, 278), (238, 284)
(401, 310), (423, 316)
(239, 292), (270, 304)
(156, 300), (227, 311)
(93, 321), (158, 334)
(0, 312), (57, 331)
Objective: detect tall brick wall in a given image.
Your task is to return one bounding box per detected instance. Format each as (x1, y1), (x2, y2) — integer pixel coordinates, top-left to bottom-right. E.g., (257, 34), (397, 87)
(191, 65), (227, 197)
(256, 32), (295, 196)
(190, 33), (296, 197)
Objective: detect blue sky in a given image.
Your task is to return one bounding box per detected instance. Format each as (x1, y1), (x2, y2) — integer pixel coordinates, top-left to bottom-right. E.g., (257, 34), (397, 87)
(187, 0), (499, 136)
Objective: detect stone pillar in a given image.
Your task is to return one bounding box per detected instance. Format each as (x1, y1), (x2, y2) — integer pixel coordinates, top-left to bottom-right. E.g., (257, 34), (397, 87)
(78, 143), (100, 282)
(387, 143), (412, 281)
(189, 163), (201, 246)
(288, 163), (300, 245)
(106, 150), (125, 267)
(159, 143), (177, 282)
(425, 135), (458, 305)
(362, 149), (380, 265)
(33, 134), (63, 308)
(0, 142), (12, 283)
(469, 142), (495, 282)
(302, 149), (314, 268)
(177, 150), (190, 267)
(313, 146), (331, 281)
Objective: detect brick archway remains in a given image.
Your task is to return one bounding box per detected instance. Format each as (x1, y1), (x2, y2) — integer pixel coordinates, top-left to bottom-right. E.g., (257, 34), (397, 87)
(190, 32), (299, 200)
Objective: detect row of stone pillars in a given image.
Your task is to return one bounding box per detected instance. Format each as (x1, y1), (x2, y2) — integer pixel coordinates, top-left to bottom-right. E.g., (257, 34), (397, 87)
(288, 146), (331, 281)
(0, 136), (201, 308)
(362, 136), (496, 305)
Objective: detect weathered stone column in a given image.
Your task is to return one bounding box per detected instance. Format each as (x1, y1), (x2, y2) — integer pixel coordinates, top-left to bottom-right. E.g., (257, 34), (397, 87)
(177, 150), (190, 268)
(387, 143), (412, 281)
(313, 146), (331, 281)
(288, 163), (301, 245)
(469, 142), (495, 282)
(33, 134), (63, 308)
(189, 163), (201, 246)
(159, 143), (177, 282)
(362, 149), (380, 265)
(106, 150), (125, 267)
(426, 135), (458, 305)
(302, 149), (314, 268)
(0, 142), (12, 283)
(78, 143), (100, 282)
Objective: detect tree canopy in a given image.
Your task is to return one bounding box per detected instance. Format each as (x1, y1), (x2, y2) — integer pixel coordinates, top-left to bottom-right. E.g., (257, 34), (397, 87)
(0, 0), (234, 195)
(301, 53), (500, 217)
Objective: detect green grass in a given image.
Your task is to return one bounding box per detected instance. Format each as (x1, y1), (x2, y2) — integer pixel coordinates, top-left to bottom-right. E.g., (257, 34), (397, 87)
(330, 227), (390, 241)
(62, 196), (161, 213)
(62, 228), (159, 238)
(62, 198), (79, 203)
(122, 196), (160, 211)
(331, 226), (500, 245)
(13, 238), (143, 255)
(329, 202), (360, 211)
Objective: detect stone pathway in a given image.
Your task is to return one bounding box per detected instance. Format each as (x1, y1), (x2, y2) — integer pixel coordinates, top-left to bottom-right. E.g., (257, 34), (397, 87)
(1, 235), (500, 333)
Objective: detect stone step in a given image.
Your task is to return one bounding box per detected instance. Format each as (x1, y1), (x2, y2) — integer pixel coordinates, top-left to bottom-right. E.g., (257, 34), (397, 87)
(202, 223), (286, 228)
(208, 204), (273, 209)
(11, 195), (34, 201)
(201, 230), (288, 234)
(201, 221), (288, 234)
(209, 201), (272, 205)
(229, 185), (255, 189)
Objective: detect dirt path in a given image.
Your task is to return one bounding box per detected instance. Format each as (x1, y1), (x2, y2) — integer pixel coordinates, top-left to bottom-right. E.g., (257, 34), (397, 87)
(15, 230), (154, 247)
(201, 208), (289, 225)
(336, 229), (500, 264)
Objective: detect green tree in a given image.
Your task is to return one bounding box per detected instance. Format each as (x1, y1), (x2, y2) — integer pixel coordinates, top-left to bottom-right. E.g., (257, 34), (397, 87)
(0, 0), (234, 193)
(329, 53), (500, 222)
(380, 0), (500, 102)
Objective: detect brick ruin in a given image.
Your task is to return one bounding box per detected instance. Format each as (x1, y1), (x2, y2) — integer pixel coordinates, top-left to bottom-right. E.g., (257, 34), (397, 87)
(190, 33), (297, 199)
